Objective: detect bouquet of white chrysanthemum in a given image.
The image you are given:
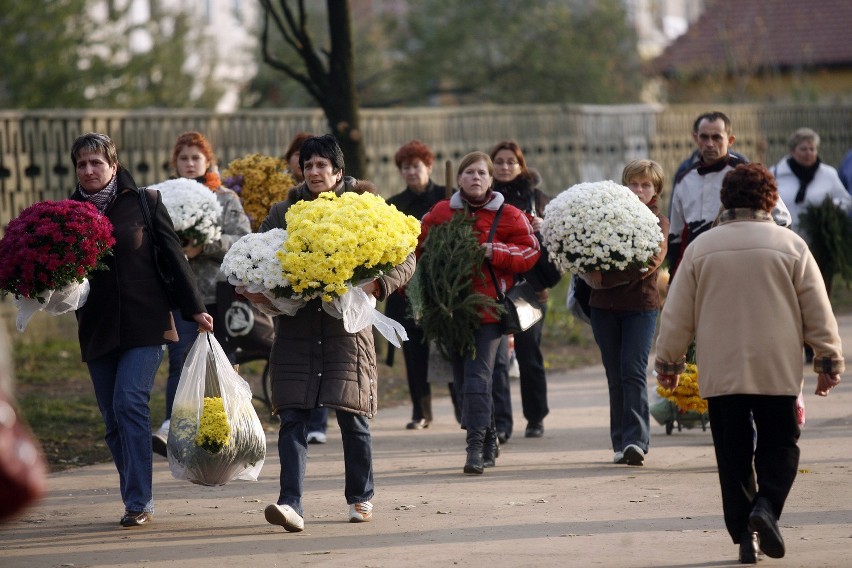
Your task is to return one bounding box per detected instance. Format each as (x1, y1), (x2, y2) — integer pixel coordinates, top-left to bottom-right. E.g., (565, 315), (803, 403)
(150, 178), (223, 246)
(220, 229), (303, 316)
(541, 180), (663, 274)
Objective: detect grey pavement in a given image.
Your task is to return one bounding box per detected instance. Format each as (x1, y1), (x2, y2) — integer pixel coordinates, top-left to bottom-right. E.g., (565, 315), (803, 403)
(2, 316), (851, 568)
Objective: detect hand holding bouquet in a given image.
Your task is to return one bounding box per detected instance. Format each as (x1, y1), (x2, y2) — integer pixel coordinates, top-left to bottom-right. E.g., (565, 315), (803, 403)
(149, 178), (223, 246)
(0, 200), (115, 331)
(541, 180), (663, 274)
(656, 363), (708, 415)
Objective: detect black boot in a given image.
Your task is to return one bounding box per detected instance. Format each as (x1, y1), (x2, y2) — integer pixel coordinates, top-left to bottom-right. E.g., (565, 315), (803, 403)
(463, 428), (486, 474)
(482, 428), (500, 467)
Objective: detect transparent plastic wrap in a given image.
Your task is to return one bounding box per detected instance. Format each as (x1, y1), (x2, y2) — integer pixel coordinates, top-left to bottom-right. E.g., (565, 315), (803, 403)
(14, 279), (90, 332)
(167, 332), (266, 486)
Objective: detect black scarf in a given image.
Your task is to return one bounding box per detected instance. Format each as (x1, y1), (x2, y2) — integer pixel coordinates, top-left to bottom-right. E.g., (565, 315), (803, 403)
(788, 157), (821, 204)
(494, 174), (536, 214)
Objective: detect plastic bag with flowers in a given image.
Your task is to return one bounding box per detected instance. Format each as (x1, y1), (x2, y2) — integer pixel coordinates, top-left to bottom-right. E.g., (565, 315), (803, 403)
(167, 332), (266, 486)
(276, 191), (421, 346)
(0, 200), (115, 331)
(541, 180), (664, 275)
(651, 363), (709, 431)
(222, 154), (296, 231)
(149, 178), (223, 246)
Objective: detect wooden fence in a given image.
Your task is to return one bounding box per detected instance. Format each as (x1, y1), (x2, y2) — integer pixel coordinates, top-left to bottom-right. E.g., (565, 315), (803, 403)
(2, 103), (852, 230)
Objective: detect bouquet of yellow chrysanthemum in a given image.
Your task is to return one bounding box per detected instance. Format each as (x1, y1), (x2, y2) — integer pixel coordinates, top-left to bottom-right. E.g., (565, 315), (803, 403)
(168, 333), (266, 486)
(656, 363), (708, 415)
(280, 191), (421, 301)
(222, 153), (296, 231)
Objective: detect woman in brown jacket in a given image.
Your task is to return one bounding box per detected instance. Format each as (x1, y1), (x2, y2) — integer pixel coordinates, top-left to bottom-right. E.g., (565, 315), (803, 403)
(70, 133), (213, 527)
(246, 135), (415, 533)
(583, 160), (669, 468)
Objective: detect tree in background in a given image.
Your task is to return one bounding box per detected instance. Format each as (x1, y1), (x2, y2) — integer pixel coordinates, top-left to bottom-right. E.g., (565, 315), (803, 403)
(0, 0), (220, 109)
(257, 0), (367, 180)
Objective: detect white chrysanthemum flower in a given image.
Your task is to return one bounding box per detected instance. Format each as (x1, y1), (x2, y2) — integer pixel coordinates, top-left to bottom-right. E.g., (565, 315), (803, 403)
(150, 178), (224, 246)
(220, 229), (290, 295)
(541, 180), (663, 274)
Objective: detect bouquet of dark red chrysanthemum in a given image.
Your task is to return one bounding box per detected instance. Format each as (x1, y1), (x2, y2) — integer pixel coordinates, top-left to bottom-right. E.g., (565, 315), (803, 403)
(0, 200), (115, 331)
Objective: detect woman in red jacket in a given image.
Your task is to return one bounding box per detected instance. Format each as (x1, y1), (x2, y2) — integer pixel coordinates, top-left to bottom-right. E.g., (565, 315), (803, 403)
(418, 151), (540, 474)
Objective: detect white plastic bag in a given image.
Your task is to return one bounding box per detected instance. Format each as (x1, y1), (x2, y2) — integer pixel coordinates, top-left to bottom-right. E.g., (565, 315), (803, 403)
(14, 279), (90, 332)
(167, 332), (266, 486)
(325, 285), (408, 347)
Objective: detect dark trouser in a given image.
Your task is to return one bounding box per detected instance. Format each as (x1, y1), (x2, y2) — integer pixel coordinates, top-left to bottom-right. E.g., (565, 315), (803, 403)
(491, 335), (513, 436)
(451, 323), (503, 430)
(277, 408), (374, 518)
(386, 293), (432, 422)
(707, 395), (800, 543)
(307, 407), (329, 434)
(515, 303), (549, 423)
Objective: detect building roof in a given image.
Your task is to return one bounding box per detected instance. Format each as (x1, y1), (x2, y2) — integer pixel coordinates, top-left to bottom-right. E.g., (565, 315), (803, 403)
(653, 0), (852, 77)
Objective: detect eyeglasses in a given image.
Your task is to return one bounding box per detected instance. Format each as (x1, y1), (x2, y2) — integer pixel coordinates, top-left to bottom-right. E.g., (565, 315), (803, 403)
(494, 159), (519, 167)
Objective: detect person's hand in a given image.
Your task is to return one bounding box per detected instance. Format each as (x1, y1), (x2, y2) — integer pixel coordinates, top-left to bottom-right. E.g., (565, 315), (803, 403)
(581, 270), (603, 288)
(481, 242), (493, 260)
(193, 312), (214, 332)
(235, 287), (271, 305)
(183, 243), (204, 259)
(535, 289), (549, 303)
(361, 279), (382, 299)
(657, 373), (679, 390)
(815, 373), (841, 396)
(530, 215), (544, 232)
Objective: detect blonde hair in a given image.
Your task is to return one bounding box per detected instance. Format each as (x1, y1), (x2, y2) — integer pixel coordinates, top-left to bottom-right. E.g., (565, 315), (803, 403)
(622, 159), (665, 196)
(788, 127), (820, 151)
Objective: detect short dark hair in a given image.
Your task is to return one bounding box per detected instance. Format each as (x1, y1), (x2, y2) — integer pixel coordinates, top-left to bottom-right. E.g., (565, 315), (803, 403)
(299, 134), (345, 174)
(693, 111), (733, 134)
(720, 163), (778, 212)
(71, 132), (118, 168)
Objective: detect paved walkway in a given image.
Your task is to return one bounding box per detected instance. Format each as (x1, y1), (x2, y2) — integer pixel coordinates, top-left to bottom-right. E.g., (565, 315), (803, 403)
(2, 317), (851, 568)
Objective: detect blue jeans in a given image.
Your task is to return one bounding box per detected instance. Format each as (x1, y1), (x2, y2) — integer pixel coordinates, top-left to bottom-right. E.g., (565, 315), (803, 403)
(87, 345), (164, 513)
(491, 335), (513, 436)
(590, 308), (657, 454)
(451, 323), (503, 430)
(276, 408), (373, 518)
(307, 407), (329, 434)
(164, 309), (198, 420)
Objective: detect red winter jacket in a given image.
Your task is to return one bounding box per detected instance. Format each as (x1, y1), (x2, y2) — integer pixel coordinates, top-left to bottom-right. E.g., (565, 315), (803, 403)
(418, 191), (540, 324)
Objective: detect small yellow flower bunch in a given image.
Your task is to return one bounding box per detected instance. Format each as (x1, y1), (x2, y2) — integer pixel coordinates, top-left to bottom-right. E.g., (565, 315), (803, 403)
(278, 191), (420, 301)
(195, 396), (231, 454)
(656, 363), (708, 415)
(222, 154), (296, 231)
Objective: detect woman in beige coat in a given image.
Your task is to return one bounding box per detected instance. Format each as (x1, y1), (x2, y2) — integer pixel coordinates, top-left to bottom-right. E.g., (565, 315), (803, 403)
(655, 163), (842, 564)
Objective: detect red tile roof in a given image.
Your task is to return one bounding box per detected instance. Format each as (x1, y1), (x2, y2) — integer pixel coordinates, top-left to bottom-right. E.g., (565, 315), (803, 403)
(653, 0), (852, 76)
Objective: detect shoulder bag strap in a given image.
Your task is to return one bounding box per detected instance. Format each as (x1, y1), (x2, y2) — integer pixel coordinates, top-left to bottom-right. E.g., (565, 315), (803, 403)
(485, 205), (505, 300)
(138, 187), (157, 243)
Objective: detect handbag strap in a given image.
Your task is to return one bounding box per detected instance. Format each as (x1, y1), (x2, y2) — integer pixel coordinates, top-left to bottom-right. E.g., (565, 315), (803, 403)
(138, 187), (158, 246)
(484, 204), (506, 300)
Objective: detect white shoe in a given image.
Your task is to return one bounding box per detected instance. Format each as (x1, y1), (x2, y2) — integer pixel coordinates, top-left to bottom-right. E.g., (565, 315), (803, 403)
(152, 420), (169, 457)
(306, 431), (327, 444)
(349, 501), (373, 523)
(623, 444), (645, 466)
(264, 504), (304, 532)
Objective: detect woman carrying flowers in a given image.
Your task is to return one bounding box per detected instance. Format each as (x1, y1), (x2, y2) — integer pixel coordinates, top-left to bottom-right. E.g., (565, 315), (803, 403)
(69, 133), (214, 527)
(655, 163), (843, 564)
(151, 131), (251, 457)
(243, 134), (416, 532)
(583, 160), (668, 467)
(418, 151), (540, 475)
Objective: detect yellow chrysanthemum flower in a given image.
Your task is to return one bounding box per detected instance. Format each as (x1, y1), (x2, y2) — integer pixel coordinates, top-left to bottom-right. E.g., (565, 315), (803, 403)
(656, 363), (708, 415)
(195, 396), (231, 454)
(277, 192), (420, 301)
(222, 154), (296, 231)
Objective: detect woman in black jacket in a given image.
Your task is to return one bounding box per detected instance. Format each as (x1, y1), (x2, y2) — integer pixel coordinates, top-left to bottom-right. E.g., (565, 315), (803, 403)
(70, 133), (212, 528)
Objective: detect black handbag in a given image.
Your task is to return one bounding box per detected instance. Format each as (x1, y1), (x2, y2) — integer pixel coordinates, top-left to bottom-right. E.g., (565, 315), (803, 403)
(213, 281), (275, 362)
(139, 188), (178, 308)
(485, 205), (544, 335)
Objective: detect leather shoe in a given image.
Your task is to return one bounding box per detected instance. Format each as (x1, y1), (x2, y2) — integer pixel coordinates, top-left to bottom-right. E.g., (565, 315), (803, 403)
(749, 498), (785, 558)
(524, 422), (544, 438)
(120, 511), (152, 527)
(496, 431), (509, 444)
(738, 531), (758, 564)
(406, 418), (429, 430)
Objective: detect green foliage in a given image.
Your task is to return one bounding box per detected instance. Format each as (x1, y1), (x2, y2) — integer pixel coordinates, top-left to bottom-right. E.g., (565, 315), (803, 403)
(412, 213), (501, 359)
(798, 196), (852, 284)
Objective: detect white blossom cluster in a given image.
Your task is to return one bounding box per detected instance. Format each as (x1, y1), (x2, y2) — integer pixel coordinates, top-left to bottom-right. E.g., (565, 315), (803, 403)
(541, 180), (663, 274)
(220, 229), (290, 294)
(151, 178), (223, 246)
